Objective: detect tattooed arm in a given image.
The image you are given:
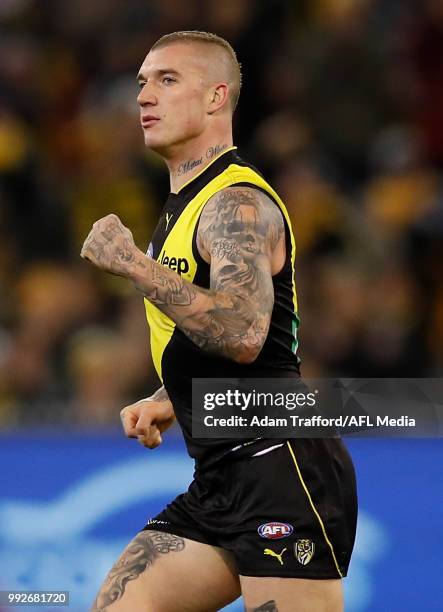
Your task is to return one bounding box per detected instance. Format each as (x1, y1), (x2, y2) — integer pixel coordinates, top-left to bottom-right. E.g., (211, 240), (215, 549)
(80, 187), (284, 363)
(247, 602), (279, 612)
(192, 187), (284, 361)
(147, 385), (170, 402)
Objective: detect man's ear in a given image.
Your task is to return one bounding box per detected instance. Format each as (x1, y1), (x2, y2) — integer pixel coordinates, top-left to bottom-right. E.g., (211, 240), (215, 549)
(207, 83), (229, 114)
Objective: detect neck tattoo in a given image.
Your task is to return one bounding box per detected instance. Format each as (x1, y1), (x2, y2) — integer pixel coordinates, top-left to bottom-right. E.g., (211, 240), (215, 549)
(177, 143), (228, 176)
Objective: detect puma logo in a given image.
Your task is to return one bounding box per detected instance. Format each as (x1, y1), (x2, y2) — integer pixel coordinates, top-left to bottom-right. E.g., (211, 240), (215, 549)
(263, 547), (287, 566)
(165, 212), (173, 231)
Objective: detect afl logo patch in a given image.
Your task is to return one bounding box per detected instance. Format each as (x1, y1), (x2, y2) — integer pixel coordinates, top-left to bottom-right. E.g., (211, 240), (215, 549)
(258, 522), (293, 540)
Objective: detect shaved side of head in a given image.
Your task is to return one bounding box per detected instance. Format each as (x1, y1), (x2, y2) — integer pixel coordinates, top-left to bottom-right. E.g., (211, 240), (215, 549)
(150, 31), (242, 113)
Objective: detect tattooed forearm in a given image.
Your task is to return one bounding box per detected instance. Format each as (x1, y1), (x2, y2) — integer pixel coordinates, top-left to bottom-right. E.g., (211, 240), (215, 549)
(148, 261), (197, 306)
(248, 601), (279, 612)
(149, 385), (170, 402)
(130, 187), (285, 362)
(81, 188), (285, 363)
(135, 258), (259, 361)
(91, 531), (184, 611)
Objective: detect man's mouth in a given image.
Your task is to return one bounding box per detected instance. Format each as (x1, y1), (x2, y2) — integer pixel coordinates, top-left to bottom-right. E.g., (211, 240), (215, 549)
(141, 115), (160, 128)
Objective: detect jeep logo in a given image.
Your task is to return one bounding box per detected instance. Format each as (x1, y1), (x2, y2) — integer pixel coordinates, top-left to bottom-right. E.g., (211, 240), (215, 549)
(159, 250), (190, 275)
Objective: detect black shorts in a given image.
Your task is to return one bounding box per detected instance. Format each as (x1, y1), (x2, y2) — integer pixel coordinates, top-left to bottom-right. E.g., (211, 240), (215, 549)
(143, 439), (357, 578)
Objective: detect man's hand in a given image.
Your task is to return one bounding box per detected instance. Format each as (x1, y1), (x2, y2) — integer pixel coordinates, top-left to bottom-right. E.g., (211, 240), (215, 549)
(81, 213), (143, 277)
(120, 397), (176, 449)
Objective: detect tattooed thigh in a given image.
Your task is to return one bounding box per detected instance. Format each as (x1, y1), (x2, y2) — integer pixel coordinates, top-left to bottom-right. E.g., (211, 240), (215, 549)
(241, 576), (343, 612)
(248, 601), (279, 611)
(91, 530), (185, 611)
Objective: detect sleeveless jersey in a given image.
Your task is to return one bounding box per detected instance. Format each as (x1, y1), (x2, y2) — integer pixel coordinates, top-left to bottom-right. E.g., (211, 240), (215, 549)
(144, 148), (300, 467)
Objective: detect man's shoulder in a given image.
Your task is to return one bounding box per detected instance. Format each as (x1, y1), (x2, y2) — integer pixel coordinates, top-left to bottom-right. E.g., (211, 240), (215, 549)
(203, 184), (279, 218)
(202, 184), (284, 230)
(197, 184), (285, 255)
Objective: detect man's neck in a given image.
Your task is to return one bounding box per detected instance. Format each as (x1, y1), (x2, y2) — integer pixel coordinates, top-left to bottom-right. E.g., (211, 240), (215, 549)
(165, 133), (233, 193)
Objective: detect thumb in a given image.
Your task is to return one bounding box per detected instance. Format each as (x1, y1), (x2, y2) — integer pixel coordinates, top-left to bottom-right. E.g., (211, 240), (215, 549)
(120, 408), (140, 438)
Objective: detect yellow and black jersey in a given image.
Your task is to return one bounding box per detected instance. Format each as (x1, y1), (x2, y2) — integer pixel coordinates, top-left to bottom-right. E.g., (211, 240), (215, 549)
(145, 147), (300, 466)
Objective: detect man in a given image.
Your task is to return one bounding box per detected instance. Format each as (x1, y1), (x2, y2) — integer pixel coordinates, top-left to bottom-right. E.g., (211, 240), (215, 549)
(81, 31), (357, 612)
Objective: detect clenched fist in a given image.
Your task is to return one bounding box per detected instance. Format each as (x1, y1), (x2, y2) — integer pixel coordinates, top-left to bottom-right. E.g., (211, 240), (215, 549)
(80, 213), (143, 277)
(120, 397), (176, 449)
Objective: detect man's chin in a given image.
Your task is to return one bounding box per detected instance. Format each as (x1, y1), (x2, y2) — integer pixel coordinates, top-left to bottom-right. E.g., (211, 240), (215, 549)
(144, 134), (172, 156)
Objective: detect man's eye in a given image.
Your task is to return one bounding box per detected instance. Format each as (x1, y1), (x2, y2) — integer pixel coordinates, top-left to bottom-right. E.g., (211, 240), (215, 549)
(163, 77), (176, 85)
(138, 82), (146, 89)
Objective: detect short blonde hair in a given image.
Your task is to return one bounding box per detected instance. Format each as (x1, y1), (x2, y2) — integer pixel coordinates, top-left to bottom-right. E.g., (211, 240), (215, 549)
(151, 30), (242, 112)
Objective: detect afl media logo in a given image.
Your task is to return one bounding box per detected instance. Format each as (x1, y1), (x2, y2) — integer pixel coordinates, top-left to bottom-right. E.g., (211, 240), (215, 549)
(258, 522), (293, 540)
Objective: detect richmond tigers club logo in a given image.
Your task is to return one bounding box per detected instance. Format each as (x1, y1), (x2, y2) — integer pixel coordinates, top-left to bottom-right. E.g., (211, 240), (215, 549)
(294, 539), (315, 565)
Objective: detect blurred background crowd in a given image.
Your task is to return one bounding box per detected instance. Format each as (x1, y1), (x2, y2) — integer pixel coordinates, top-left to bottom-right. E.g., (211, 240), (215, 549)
(1, 0), (443, 428)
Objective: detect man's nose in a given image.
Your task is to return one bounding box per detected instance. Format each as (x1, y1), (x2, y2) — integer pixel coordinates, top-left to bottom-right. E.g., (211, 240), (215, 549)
(137, 84), (157, 106)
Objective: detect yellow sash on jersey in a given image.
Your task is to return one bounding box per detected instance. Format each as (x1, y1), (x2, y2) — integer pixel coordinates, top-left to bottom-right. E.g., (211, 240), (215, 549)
(144, 155), (298, 381)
